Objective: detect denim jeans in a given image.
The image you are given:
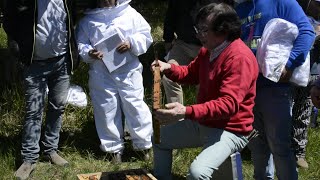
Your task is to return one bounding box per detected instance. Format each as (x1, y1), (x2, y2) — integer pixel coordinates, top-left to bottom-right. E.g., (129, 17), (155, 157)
(153, 120), (248, 180)
(22, 55), (70, 163)
(248, 85), (298, 180)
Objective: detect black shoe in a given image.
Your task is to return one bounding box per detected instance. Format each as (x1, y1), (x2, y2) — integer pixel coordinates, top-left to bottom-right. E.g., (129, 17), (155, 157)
(108, 153), (122, 163)
(143, 150), (150, 161)
(137, 149), (151, 161)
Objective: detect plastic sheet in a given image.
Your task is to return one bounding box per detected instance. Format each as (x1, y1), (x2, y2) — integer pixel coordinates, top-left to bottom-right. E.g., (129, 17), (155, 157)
(256, 18), (310, 87)
(66, 84), (88, 108)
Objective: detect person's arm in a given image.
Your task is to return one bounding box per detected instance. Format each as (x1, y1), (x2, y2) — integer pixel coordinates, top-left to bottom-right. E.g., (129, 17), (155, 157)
(3, 0), (18, 41)
(278, 0), (315, 71)
(126, 10), (153, 56)
(185, 54), (258, 121)
(163, 0), (176, 52)
(164, 48), (206, 85)
(76, 21), (97, 63)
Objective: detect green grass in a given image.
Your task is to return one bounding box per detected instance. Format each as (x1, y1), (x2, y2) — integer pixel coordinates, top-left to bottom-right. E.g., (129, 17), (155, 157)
(0, 31), (7, 48)
(1, 1), (320, 179)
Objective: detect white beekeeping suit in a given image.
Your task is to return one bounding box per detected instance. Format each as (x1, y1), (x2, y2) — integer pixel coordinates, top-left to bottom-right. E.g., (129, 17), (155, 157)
(76, 0), (153, 154)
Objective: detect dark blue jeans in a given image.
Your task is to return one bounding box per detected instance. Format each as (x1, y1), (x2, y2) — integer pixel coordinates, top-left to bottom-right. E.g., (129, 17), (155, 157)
(22, 55), (70, 163)
(248, 85), (297, 180)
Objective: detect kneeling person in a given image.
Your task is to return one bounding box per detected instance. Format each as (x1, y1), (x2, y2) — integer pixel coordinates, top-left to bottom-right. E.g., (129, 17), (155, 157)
(151, 3), (259, 180)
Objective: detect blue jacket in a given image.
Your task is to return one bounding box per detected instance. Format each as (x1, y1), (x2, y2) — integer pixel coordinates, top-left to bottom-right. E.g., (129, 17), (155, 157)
(235, 0), (315, 71)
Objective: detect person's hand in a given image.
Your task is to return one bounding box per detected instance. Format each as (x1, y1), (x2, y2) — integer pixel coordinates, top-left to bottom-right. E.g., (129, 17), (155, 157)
(88, 49), (103, 60)
(116, 40), (131, 53)
(151, 59), (171, 72)
(311, 86), (320, 108)
(279, 67), (293, 82)
(153, 102), (186, 126)
(164, 42), (173, 53)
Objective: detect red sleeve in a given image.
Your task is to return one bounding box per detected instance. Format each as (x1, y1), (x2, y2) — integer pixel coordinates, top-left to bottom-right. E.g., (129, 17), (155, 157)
(164, 48), (208, 85)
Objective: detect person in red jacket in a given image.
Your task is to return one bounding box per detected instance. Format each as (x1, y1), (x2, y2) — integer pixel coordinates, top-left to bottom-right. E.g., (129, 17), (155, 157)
(151, 3), (259, 180)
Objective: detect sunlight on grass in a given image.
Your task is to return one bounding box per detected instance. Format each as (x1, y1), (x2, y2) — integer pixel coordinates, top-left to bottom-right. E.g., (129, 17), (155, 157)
(0, 28), (7, 48)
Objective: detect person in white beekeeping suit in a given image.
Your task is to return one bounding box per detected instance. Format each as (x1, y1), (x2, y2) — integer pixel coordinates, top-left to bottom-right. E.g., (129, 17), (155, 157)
(76, 0), (153, 163)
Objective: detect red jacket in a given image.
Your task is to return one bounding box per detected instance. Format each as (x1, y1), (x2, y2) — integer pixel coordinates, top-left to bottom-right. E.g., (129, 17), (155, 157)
(164, 39), (259, 135)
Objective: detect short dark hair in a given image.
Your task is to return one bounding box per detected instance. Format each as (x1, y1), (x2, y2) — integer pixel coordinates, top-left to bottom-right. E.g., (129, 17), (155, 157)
(195, 3), (241, 41)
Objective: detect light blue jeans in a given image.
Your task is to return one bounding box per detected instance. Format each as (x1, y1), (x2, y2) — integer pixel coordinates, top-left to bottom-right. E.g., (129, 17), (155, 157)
(153, 120), (248, 180)
(248, 85), (298, 180)
(22, 55), (70, 163)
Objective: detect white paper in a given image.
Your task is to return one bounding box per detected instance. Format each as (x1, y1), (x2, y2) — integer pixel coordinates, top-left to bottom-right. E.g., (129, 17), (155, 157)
(94, 31), (129, 72)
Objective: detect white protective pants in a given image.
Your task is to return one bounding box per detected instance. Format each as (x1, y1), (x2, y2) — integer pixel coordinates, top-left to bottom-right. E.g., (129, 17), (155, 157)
(89, 61), (153, 153)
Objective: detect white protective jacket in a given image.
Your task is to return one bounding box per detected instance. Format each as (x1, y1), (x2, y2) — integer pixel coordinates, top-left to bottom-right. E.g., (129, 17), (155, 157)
(76, 0), (153, 69)
(76, 0), (153, 153)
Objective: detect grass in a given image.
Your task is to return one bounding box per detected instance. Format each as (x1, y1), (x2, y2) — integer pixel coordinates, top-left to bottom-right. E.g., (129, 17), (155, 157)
(1, 1), (320, 179)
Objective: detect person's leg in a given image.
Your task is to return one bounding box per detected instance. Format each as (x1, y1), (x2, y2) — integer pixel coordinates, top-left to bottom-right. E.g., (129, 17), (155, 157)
(15, 59), (52, 179)
(248, 101), (274, 180)
(153, 120), (202, 180)
(42, 55), (70, 155)
(187, 127), (248, 180)
(119, 68), (153, 150)
(21, 61), (48, 163)
(292, 85), (311, 168)
(162, 40), (201, 104)
(89, 63), (124, 154)
(261, 86), (297, 180)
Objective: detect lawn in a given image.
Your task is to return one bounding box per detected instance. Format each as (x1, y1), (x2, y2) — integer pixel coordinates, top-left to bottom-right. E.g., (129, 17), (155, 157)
(0, 1), (320, 179)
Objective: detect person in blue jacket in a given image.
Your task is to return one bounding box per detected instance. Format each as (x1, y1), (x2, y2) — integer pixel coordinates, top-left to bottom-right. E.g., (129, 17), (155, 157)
(235, 0), (315, 179)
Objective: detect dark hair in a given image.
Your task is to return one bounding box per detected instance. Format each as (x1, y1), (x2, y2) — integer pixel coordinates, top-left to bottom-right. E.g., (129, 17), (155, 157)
(195, 3), (241, 41)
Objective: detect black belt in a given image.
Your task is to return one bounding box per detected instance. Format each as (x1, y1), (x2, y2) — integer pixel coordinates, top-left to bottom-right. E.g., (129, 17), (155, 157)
(34, 54), (65, 62)
(245, 129), (259, 142)
(46, 54), (65, 61)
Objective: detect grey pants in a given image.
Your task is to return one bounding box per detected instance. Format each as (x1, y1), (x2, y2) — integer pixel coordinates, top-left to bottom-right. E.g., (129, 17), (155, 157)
(162, 40), (201, 104)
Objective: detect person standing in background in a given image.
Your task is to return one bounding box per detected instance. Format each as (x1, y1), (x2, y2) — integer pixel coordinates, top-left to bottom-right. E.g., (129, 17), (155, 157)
(3, 0), (79, 179)
(292, 0), (320, 169)
(162, 0), (202, 104)
(235, 0), (315, 179)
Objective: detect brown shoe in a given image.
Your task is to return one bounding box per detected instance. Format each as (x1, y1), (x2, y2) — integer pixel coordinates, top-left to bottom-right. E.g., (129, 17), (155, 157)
(297, 157), (309, 169)
(14, 162), (36, 180)
(44, 152), (69, 167)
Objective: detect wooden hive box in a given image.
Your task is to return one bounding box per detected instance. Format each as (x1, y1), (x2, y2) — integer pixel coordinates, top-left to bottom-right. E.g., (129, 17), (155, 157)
(77, 168), (157, 180)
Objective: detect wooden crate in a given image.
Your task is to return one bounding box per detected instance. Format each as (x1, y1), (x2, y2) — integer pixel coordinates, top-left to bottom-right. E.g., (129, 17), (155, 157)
(77, 168), (157, 180)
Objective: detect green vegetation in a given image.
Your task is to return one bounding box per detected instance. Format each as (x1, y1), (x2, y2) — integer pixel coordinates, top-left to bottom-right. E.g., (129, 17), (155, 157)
(1, 1), (320, 179)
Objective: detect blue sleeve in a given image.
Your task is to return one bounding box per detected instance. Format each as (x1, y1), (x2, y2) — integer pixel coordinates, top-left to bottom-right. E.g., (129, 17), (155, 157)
(277, 0), (315, 70)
